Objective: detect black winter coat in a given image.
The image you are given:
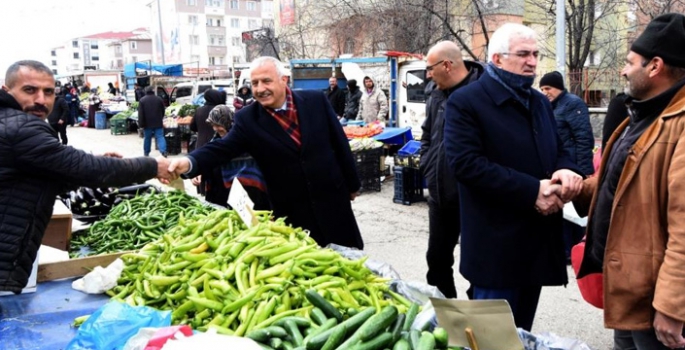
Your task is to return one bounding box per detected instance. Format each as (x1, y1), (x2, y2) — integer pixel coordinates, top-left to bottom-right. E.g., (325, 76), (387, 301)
(192, 89), (226, 149)
(420, 61), (484, 204)
(326, 86), (346, 117)
(0, 91), (158, 293)
(551, 91), (595, 175)
(138, 92), (165, 129)
(187, 90), (363, 249)
(47, 96), (69, 125)
(344, 88), (362, 120)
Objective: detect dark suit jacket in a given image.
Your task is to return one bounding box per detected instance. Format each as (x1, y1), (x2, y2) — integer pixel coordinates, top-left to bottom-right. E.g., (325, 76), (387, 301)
(187, 90), (363, 249)
(444, 72), (581, 288)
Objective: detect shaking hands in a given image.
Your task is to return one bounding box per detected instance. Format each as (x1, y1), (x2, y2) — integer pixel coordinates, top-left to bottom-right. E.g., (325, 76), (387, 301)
(535, 169), (583, 216)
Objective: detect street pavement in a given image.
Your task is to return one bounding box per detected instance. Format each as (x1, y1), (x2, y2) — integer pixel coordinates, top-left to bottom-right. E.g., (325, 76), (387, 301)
(66, 125), (613, 349)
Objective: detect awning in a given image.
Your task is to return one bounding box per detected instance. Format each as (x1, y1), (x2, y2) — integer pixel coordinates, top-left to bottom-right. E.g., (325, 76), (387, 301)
(124, 62), (183, 77)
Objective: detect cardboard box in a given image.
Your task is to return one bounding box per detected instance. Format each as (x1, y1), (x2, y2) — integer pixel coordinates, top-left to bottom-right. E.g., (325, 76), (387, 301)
(37, 251), (129, 283)
(43, 200), (73, 251)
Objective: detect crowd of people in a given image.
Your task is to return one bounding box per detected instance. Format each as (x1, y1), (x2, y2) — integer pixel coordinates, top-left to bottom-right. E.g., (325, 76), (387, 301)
(1, 12), (685, 350)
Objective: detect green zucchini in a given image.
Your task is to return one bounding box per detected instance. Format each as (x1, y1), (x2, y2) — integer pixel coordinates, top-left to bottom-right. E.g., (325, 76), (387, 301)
(338, 305), (398, 349)
(247, 326), (288, 343)
(320, 324), (346, 350)
(284, 320), (305, 346)
(305, 289), (343, 322)
(409, 329), (421, 350)
(306, 307), (375, 350)
(310, 307), (328, 326)
(432, 327), (448, 348)
(275, 316), (312, 328)
(390, 313), (406, 343)
(303, 318), (338, 344)
(392, 339), (411, 350)
(283, 340), (295, 350)
(351, 332), (393, 350)
(402, 303), (419, 332)
(417, 331), (436, 350)
(269, 337), (284, 349)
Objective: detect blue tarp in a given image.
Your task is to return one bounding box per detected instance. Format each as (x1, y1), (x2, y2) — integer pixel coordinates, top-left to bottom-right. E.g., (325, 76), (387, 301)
(372, 126), (412, 145)
(0, 279), (109, 350)
(124, 62), (183, 77)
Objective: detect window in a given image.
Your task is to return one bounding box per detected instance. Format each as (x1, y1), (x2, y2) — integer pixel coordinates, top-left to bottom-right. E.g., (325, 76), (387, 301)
(186, 0), (196, 5)
(233, 55), (242, 64)
(483, 0), (499, 9)
(248, 19), (259, 29)
(232, 37), (241, 46)
(51, 50), (56, 56)
(51, 60), (57, 66)
(190, 35), (200, 45)
(247, 1), (256, 11)
(115, 45), (122, 53)
(91, 42), (99, 49)
(405, 70), (427, 103)
(209, 35), (225, 46)
(130, 41), (137, 50)
(205, 0), (223, 7)
(207, 17), (222, 26)
(73, 52), (80, 59)
(52, 69), (58, 75)
(92, 56), (99, 61)
(72, 40), (79, 48)
(231, 18), (240, 28)
(188, 15), (198, 25)
(229, 0), (238, 9)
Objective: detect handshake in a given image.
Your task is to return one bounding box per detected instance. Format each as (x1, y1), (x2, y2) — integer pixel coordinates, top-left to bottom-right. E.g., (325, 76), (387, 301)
(154, 157), (193, 183)
(535, 169), (584, 216)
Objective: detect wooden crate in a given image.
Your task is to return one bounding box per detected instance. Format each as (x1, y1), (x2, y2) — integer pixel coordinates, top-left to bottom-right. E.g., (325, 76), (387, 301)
(37, 251), (129, 282)
(43, 200), (73, 251)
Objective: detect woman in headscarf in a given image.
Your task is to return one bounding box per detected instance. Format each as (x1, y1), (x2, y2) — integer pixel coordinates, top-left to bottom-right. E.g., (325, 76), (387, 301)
(233, 85), (254, 112)
(191, 105), (270, 209)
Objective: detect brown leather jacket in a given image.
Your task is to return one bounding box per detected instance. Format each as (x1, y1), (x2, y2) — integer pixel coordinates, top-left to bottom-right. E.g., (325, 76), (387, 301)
(575, 84), (685, 330)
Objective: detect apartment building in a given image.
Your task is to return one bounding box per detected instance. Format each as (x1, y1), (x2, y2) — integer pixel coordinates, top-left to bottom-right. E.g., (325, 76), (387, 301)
(107, 28), (154, 70)
(150, 0), (274, 76)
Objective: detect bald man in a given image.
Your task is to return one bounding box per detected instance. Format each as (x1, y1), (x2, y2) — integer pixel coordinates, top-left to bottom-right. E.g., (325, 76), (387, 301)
(419, 41), (485, 299)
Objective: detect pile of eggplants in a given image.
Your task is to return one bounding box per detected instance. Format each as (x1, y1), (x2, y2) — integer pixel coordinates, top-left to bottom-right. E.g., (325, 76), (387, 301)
(58, 184), (159, 223)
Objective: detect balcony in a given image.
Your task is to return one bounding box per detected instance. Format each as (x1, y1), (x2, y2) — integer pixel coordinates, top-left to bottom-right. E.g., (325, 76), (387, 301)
(209, 64), (228, 70)
(207, 45), (227, 55)
(205, 6), (224, 15)
(206, 26), (226, 35)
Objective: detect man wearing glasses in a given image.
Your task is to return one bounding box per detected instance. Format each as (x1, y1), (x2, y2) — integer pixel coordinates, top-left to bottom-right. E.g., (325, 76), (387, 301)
(443, 23), (583, 331)
(419, 41), (484, 300)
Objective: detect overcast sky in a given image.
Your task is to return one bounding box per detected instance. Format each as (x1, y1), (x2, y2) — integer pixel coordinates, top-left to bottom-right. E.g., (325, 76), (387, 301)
(0, 0), (151, 80)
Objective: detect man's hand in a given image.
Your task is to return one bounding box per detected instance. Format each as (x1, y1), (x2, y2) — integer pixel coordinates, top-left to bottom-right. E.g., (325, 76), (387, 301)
(535, 180), (564, 215)
(350, 192), (360, 201)
(168, 157), (191, 177)
(654, 311), (685, 349)
(551, 169), (583, 202)
(191, 175), (202, 186)
(155, 156), (176, 183)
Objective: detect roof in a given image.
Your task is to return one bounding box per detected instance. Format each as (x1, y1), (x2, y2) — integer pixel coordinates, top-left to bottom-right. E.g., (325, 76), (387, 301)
(83, 31), (137, 40)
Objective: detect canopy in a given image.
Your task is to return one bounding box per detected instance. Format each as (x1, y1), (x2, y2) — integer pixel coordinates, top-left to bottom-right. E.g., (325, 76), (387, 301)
(124, 62), (183, 77)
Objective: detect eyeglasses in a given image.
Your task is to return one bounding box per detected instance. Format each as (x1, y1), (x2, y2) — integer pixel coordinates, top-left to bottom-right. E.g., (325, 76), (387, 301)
(500, 50), (540, 59)
(426, 60), (452, 71)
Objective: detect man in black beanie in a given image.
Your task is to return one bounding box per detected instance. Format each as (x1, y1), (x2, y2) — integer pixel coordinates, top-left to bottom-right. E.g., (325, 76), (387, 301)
(573, 13), (685, 349)
(539, 71), (594, 264)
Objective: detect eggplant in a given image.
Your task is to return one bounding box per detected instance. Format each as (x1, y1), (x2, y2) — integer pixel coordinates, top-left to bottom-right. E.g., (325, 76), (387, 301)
(69, 191), (78, 203)
(116, 184), (154, 195)
(82, 187), (96, 202)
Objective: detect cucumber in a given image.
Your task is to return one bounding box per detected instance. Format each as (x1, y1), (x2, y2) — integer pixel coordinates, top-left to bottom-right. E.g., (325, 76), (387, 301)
(338, 305), (398, 349)
(310, 307), (328, 326)
(306, 307), (375, 350)
(390, 313), (405, 343)
(432, 327), (448, 348)
(247, 326), (288, 343)
(275, 316), (312, 328)
(283, 341), (295, 350)
(284, 320), (305, 346)
(351, 332), (393, 350)
(392, 339), (410, 350)
(257, 343), (275, 350)
(269, 337), (284, 349)
(417, 331), (436, 350)
(303, 318), (338, 344)
(402, 303), (419, 332)
(409, 330), (421, 350)
(320, 324), (346, 350)
(305, 289), (343, 322)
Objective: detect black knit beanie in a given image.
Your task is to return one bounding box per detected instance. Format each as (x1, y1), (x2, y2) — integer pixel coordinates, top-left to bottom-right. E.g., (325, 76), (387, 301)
(540, 71), (565, 90)
(631, 13), (685, 67)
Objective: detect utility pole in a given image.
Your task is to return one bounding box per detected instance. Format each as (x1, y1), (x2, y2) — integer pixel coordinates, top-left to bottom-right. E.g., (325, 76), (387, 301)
(555, 0), (565, 77)
(157, 0), (166, 65)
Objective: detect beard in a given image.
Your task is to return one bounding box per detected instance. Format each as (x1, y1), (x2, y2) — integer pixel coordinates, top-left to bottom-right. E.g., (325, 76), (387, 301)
(24, 104), (50, 115)
(624, 72), (649, 100)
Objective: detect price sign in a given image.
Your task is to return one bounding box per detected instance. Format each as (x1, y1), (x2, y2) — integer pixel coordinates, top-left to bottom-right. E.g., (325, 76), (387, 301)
(227, 178), (258, 227)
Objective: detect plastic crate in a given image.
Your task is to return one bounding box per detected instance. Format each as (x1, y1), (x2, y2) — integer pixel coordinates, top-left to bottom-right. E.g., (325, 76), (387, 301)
(110, 119), (128, 135)
(393, 166), (425, 205)
(353, 147), (383, 166)
(398, 140), (421, 156)
(353, 147), (383, 187)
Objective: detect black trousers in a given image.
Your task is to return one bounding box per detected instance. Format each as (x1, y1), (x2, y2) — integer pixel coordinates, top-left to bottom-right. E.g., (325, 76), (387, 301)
(50, 123), (67, 145)
(426, 195), (462, 298)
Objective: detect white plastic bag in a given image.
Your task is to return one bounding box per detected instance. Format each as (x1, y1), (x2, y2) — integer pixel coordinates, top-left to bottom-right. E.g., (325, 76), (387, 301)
(72, 258), (124, 294)
(518, 329), (593, 350)
(162, 329), (262, 350)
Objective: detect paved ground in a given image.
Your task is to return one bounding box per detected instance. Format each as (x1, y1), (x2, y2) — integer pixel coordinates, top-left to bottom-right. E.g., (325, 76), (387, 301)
(66, 125), (613, 349)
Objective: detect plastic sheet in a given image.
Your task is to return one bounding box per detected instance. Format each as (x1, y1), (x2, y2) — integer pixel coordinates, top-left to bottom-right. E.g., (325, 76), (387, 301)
(518, 329), (593, 350)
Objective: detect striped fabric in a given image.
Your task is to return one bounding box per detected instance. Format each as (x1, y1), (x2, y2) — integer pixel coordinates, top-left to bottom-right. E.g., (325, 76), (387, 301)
(264, 87), (301, 147)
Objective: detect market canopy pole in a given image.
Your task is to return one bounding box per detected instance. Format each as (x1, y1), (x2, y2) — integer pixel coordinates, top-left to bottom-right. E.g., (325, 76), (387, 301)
(556, 0), (565, 77)
(157, 0), (166, 65)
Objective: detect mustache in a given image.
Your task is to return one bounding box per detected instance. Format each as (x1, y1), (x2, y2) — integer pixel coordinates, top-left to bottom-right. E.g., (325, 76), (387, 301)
(255, 91), (271, 98)
(24, 104), (49, 114)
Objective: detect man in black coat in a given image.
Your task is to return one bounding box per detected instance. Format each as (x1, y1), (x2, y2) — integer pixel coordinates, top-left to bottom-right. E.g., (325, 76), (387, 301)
(0, 60), (172, 293)
(420, 41), (484, 299)
(343, 79), (362, 121)
(134, 83), (145, 102)
(326, 77), (346, 118)
(138, 87), (167, 157)
(169, 57), (363, 249)
(190, 88), (226, 195)
(47, 87), (70, 145)
(444, 24), (583, 331)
